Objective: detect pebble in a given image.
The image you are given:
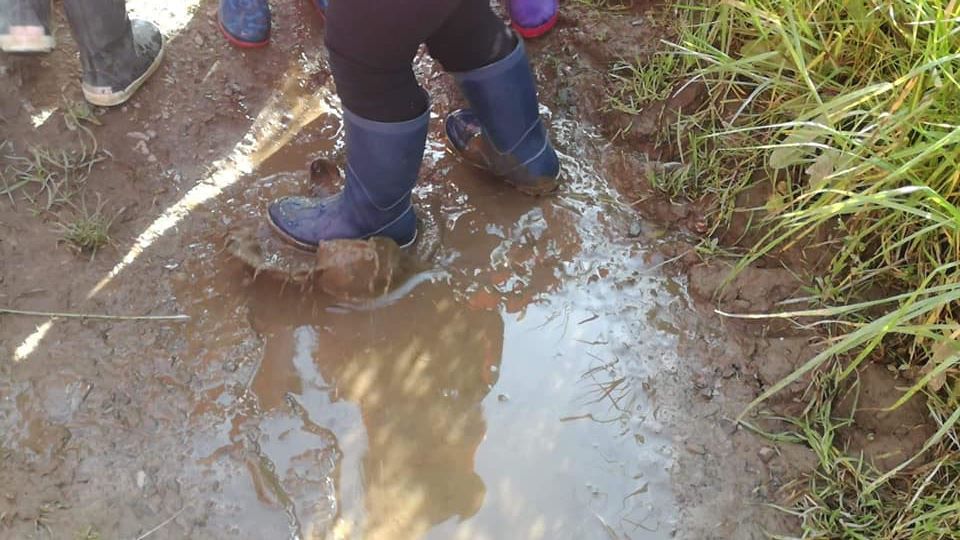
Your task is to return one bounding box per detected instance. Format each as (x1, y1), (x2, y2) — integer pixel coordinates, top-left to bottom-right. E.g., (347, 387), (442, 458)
(497, 394), (509, 402)
(627, 222), (643, 238)
(684, 441), (708, 455)
(758, 446), (776, 463)
(136, 470), (147, 489)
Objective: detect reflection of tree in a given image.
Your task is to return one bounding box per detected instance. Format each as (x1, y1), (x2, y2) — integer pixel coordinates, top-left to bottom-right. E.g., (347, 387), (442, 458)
(315, 291), (503, 539)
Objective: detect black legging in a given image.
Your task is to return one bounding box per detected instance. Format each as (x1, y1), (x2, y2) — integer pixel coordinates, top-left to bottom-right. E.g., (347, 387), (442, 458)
(325, 0), (516, 123)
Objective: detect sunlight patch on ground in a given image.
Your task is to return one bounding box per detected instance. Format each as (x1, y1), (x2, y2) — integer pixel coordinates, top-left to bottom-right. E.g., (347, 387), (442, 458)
(13, 321), (53, 362)
(30, 107), (56, 128)
(127, 0), (204, 37)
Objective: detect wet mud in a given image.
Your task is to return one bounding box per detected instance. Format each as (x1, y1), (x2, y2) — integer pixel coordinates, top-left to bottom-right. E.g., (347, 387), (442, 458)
(1, 1), (816, 539)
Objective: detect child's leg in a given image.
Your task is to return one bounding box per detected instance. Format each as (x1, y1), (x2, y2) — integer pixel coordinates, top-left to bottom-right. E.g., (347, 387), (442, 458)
(269, 0), (463, 248)
(324, 0), (461, 122)
(425, 0), (516, 73)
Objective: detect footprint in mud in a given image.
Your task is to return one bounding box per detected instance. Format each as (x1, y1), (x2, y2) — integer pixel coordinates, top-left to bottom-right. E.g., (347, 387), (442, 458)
(224, 159), (443, 302)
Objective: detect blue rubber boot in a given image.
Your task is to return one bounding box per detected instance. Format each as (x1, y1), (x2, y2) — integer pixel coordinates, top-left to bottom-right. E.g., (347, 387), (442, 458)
(268, 108), (428, 250)
(218, 0), (270, 48)
(445, 38), (560, 195)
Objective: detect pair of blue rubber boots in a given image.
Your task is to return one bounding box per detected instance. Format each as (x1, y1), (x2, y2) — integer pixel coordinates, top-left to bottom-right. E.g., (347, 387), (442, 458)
(268, 39), (561, 250)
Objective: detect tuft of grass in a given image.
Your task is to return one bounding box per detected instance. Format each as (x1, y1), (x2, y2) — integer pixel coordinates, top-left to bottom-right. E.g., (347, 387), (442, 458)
(1, 102), (106, 211)
(572, 0), (633, 11)
(55, 195), (119, 256)
(76, 526), (101, 540)
(608, 52), (681, 114)
(752, 368), (960, 539)
(645, 0), (960, 536)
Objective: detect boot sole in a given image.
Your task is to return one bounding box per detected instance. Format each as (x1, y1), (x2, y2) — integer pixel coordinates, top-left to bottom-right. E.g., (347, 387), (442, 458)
(81, 41), (165, 107)
(0, 32), (55, 54)
(512, 13), (558, 39)
(217, 18), (270, 48)
(266, 213), (419, 254)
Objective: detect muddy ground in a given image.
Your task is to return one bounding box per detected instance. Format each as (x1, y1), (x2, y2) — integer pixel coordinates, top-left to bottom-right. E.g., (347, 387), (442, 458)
(0, 1), (929, 539)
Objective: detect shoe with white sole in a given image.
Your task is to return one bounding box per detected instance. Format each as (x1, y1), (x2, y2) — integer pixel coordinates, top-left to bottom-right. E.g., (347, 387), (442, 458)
(0, 0), (55, 54)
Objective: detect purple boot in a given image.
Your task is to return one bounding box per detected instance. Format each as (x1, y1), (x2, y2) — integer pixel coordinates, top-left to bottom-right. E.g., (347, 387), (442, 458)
(507, 0), (558, 39)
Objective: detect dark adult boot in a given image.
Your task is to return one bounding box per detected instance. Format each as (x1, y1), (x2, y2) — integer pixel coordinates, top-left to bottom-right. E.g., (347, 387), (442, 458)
(63, 0), (164, 107)
(0, 0), (55, 53)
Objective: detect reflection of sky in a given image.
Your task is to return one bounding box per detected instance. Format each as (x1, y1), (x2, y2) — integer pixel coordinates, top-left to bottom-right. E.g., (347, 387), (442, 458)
(426, 277), (679, 540)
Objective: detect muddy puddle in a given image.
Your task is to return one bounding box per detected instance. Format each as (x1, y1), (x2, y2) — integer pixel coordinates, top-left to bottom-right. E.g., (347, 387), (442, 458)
(172, 91), (695, 539)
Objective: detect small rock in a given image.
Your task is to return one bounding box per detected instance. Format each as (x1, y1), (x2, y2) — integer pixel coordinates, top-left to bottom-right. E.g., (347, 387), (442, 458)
(224, 360), (239, 372)
(126, 131), (150, 141)
(194, 34), (204, 47)
(758, 446), (776, 463)
(684, 441), (708, 455)
(147, 154), (158, 163)
(497, 394), (509, 402)
(136, 470), (147, 489)
(627, 222), (643, 238)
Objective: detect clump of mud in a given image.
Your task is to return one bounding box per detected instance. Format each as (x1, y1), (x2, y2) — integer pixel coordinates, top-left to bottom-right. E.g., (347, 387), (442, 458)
(224, 159), (440, 301)
(225, 222), (403, 300)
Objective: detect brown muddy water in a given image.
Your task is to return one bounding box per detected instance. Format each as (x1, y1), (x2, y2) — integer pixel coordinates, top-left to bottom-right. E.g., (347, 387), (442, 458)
(173, 90), (692, 539)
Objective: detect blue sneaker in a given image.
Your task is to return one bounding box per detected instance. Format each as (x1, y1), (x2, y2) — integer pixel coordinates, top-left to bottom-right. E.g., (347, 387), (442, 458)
(268, 108), (429, 250)
(218, 0), (270, 48)
(445, 39), (560, 195)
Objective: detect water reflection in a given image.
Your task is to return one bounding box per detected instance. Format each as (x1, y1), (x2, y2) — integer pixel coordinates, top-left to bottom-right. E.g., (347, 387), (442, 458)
(230, 135), (595, 537)
(182, 113), (680, 539)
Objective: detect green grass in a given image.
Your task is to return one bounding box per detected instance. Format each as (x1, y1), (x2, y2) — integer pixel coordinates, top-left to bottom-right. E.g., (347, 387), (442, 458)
(55, 194), (118, 256)
(750, 367), (960, 539)
(572, 0), (633, 11)
(76, 526), (102, 540)
(608, 53), (681, 114)
(1, 101), (105, 211)
(644, 0), (960, 536)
